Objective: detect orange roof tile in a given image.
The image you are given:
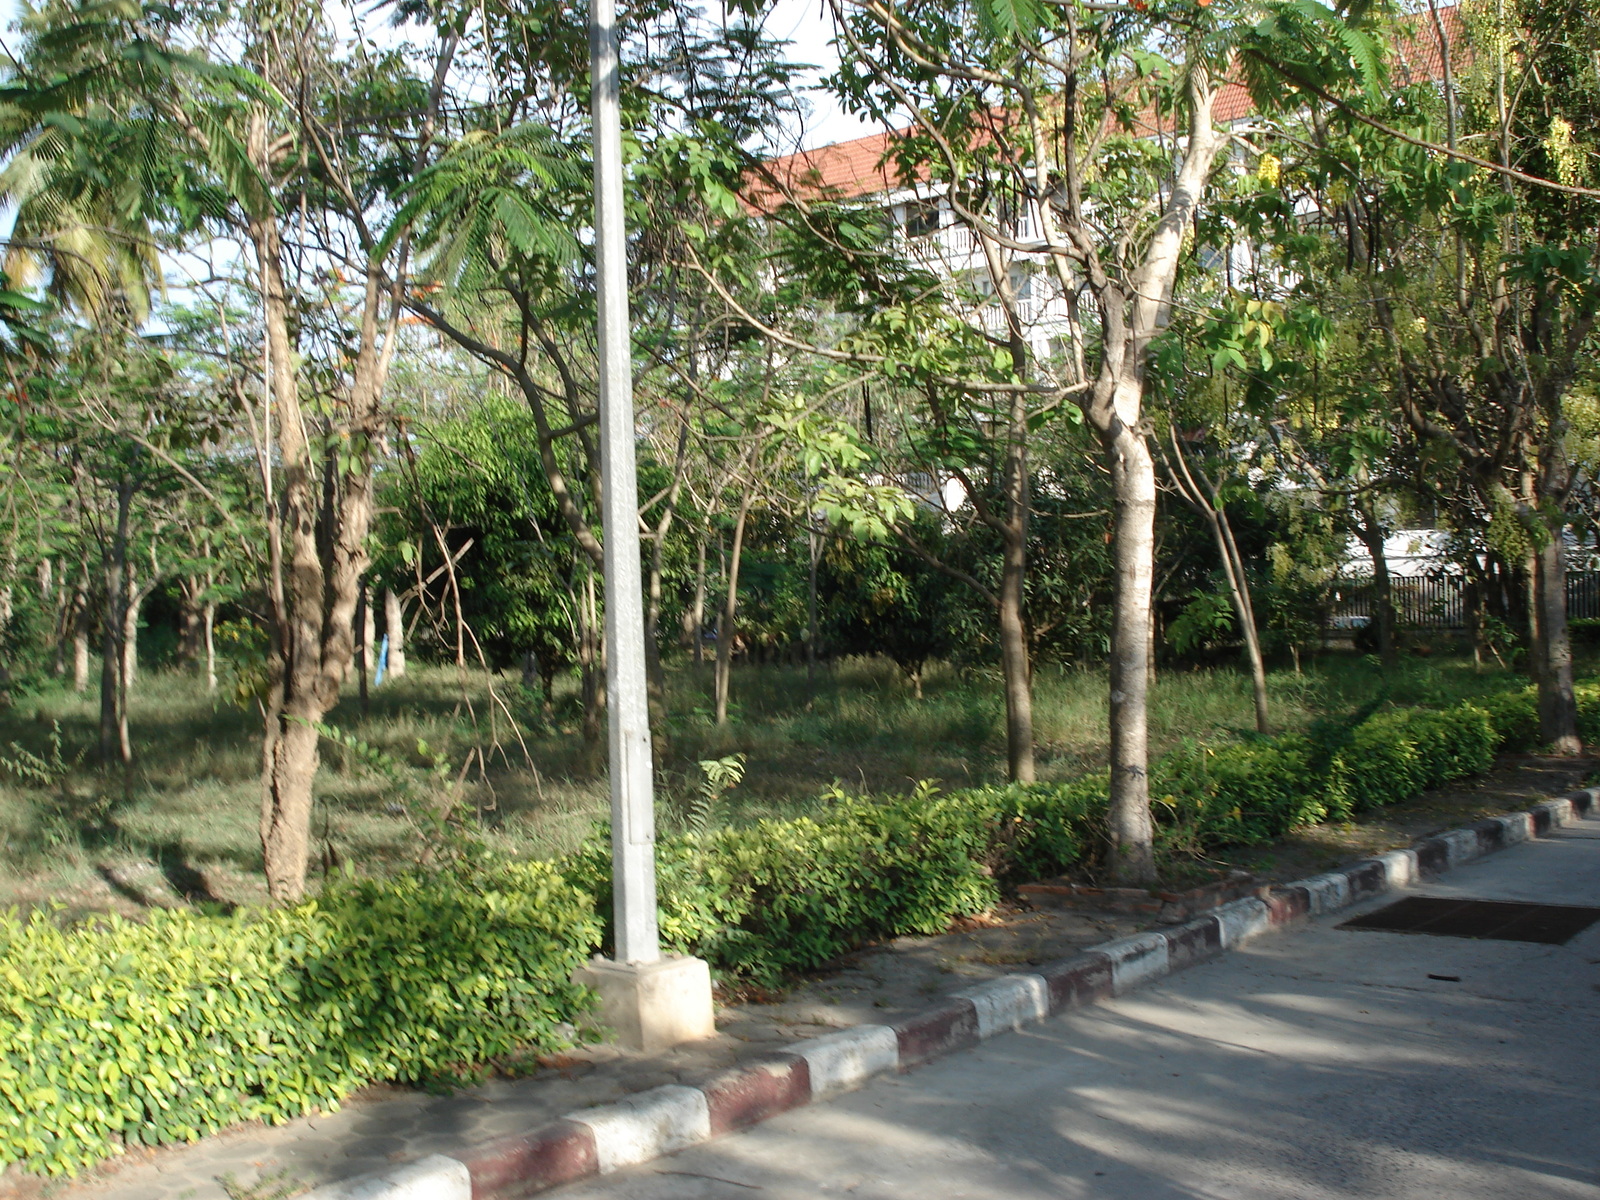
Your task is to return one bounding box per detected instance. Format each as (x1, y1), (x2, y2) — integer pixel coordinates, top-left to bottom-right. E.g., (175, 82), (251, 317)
(745, 127), (925, 213)
(752, 6), (1461, 206)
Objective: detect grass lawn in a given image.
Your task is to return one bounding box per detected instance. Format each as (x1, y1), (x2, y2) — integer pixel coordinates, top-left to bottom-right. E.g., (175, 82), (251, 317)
(0, 649), (1543, 914)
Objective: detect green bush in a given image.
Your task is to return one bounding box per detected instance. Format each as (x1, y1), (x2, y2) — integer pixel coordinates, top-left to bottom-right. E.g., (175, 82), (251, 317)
(1156, 735), (1327, 844)
(1329, 705), (1497, 814)
(1475, 688), (1540, 752)
(0, 859), (598, 1177)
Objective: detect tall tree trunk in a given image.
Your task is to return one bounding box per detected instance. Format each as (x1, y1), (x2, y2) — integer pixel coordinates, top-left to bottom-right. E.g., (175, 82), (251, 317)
(204, 601), (217, 694)
(121, 566), (145, 693)
(1532, 533), (1579, 752)
(251, 120), (394, 901)
(1071, 65), (1222, 884)
(1106, 430), (1156, 882)
(99, 481), (133, 765)
(357, 584), (371, 717)
(70, 558), (91, 692)
(383, 588), (407, 679)
(177, 579), (204, 669)
(579, 566), (605, 745)
(1354, 504), (1397, 668)
(973, 228), (1038, 783)
(806, 515), (820, 707)
(691, 534), (707, 667)
(715, 493), (754, 727)
(1164, 431), (1268, 732)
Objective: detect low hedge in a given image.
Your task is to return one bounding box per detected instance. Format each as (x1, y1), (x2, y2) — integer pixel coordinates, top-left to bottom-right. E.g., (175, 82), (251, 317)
(569, 686), (1572, 986)
(5, 679), (1592, 1176)
(0, 860), (598, 1177)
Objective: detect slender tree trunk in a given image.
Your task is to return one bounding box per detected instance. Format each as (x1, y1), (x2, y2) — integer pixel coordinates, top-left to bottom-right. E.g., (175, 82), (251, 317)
(121, 566), (143, 693)
(177, 579), (204, 669)
(715, 496), (753, 727)
(1464, 571), (1483, 668)
(1107, 431), (1156, 882)
(357, 584), (370, 717)
(71, 559), (91, 693)
(579, 567), (605, 744)
(100, 481), (133, 765)
(1165, 431), (1267, 732)
(204, 601), (217, 694)
(73, 608), (91, 694)
(1146, 602), (1157, 685)
(1215, 509), (1270, 734)
(1354, 505), (1398, 667)
(644, 417), (690, 703)
(806, 516), (820, 707)
(1533, 533), (1579, 752)
(383, 588), (407, 679)
(691, 534), (707, 667)
(643, 534), (667, 700)
(996, 520), (1035, 781)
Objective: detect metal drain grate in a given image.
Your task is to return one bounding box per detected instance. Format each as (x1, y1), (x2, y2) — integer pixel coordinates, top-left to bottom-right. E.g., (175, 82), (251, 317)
(1338, 897), (1600, 945)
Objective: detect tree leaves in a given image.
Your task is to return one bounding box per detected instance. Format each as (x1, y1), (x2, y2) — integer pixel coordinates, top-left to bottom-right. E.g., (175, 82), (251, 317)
(973, 0), (1049, 40)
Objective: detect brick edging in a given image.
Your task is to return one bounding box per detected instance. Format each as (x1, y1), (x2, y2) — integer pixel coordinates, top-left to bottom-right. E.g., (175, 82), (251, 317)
(305, 787), (1598, 1200)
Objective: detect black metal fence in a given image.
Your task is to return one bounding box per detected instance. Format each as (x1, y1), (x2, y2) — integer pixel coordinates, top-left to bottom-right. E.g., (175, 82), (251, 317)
(1328, 572), (1600, 631)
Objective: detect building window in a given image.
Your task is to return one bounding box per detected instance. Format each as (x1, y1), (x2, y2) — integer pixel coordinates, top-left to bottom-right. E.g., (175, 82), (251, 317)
(903, 199), (942, 237)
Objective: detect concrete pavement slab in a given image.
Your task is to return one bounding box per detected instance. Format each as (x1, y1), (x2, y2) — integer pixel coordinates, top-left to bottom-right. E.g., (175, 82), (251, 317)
(545, 819), (1600, 1200)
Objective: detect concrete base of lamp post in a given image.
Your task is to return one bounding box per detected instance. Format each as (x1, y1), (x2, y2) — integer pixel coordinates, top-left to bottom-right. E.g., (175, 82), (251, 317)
(576, 955), (716, 1053)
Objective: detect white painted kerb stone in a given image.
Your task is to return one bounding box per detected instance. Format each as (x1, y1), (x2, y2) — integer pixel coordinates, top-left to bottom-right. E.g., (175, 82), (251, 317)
(1214, 897), (1272, 949)
(300, 1155), (470, 1200)
(1537, 798), (1574, 828)
(953, 974), (1049, 1039)
(1438, 827), (1479, 867)
(1372, 849), (1418, 889)
(794, 1025), (899, 1099)
(1301, 872), (1352, 916)
(1494, 812), (1532, 845)
(1103, 932), (1170, 995)
(568, 1085), (711, 1174)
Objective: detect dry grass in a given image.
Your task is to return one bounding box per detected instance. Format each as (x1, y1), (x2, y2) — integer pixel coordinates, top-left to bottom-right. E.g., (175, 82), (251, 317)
(0, 649), (1540, 912)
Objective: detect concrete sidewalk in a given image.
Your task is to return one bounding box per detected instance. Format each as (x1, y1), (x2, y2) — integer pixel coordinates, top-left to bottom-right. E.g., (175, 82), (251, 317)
(547, 817), (1600, 1200)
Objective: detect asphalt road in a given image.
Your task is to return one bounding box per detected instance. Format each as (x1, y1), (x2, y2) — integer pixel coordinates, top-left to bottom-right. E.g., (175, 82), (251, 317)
(549, 818), (1600, 1200)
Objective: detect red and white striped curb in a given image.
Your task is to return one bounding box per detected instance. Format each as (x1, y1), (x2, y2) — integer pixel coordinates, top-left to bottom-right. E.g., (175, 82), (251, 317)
(304, 787), (1597, 1200)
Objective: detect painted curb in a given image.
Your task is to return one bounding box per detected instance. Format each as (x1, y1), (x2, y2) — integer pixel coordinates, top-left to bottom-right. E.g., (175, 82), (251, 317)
(301, 785), (1599, 1200)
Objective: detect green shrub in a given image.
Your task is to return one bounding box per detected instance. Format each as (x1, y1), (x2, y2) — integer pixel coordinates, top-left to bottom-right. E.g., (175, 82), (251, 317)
(0, 859), (598, 1177)
(1156, 735), (1327, 844)
(303, 860), (601, 1081)
(1576, 681), (1600, 745)
(1331, 705), (1496, 814)
(1475, 687), (1540, 752)
(569, 786), (1013, 986)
